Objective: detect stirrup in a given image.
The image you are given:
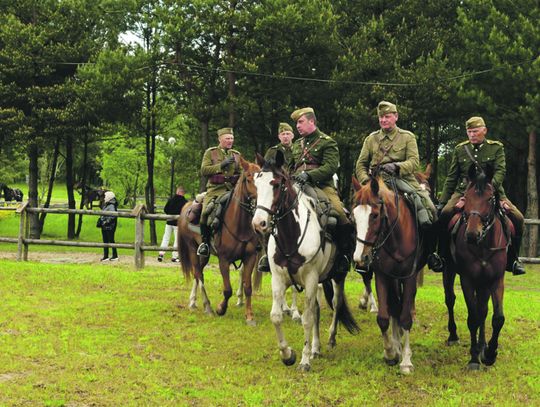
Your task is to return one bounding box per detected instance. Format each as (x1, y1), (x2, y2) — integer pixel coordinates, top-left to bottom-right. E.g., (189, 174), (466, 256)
(511, 260), (526, 276)
(257, 255), (270, 273)
(427, 253), (445, 272)
(197, 242), (210, 257)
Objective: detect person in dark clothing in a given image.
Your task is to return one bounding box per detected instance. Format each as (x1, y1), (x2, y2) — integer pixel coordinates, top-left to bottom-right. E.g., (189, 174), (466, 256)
(97, 191), (119, 262)
(158, 186), (188, 262)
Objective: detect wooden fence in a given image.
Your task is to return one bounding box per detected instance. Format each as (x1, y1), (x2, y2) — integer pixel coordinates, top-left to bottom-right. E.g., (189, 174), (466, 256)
(0, 203), (180, 269)
(1, 203), (539, 268)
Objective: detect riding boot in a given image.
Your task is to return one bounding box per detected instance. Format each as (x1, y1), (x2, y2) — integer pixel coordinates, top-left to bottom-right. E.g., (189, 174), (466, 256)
(427, 225), (449, 273)
(197, 223), (211, 257)
(412, 192), (432, 230)
(507, 235), (526, 275)
(334, 223), (354, 274)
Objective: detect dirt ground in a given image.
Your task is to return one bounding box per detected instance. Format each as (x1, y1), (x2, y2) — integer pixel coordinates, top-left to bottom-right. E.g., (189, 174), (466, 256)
(0, 250), (182, 267)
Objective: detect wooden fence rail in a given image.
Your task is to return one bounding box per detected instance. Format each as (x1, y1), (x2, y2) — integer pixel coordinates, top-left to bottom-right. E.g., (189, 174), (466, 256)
(1, 202), (539, 268)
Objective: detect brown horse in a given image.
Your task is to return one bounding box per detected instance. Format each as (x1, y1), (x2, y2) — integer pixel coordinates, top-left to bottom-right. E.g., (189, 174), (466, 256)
(352, 171), (426, 374)
(443, 164), (508, 370)
(177, 158), (261, 325)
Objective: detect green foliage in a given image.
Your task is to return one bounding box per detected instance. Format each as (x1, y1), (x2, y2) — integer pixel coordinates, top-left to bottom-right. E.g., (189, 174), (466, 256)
(0, 261), (538, 405)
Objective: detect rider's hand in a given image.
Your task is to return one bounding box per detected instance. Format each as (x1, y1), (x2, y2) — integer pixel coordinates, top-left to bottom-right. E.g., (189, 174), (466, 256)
(500, 200), (511, 211)
(382, 163), (399, 175)
(220, 156), (235, 169)
(294, 172), (310, 185)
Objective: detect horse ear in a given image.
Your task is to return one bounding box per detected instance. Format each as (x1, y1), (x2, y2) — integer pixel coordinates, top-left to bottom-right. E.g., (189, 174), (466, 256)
(274, 150), (285, 169)
(240, 156), (250, 172)
(255, 153), (265, 167)
(352, 177), (361, 191)
(370, 176), (379, 195)
(484, 163), (494, 183)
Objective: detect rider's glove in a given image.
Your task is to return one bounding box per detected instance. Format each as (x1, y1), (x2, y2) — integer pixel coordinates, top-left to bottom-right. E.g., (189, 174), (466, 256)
(220, 156), (236, 169)
(382, 163), (399, 175)
(294, 172), (310, 185)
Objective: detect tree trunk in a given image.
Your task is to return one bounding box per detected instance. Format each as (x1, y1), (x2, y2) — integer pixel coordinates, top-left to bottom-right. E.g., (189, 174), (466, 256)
(65, 135), (76, 239)
(432, 125), (440, 199)
(144, 66), (157, 245)
(525, 129), (538, 258)
(75, 133), (89, 238)
(39, 135), (60, 232)
(28, 142), (40, 239)
(199, 118), (210, 193)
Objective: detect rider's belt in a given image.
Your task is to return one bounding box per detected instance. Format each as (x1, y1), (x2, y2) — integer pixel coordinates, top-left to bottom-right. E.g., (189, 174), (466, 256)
(208, 174), (240, 185)
(298, 163), (320, 171)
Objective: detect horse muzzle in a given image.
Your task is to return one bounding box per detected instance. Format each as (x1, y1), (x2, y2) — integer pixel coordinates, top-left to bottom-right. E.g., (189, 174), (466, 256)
(252, 215), (270, 236)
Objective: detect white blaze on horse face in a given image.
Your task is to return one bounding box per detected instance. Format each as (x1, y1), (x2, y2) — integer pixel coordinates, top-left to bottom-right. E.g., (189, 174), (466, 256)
(353, 204), (372, 264)
(252, 171), (274, 234)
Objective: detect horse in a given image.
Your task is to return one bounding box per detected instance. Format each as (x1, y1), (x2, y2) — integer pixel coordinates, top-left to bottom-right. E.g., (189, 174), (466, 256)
(356, 164), (433, 315)
(252, 151), (359, 372)
(0, 183), (24, 202)
(442, 164), (508, 370)
(75, 184), (106, 209)
(351, 170), (427, 374)
(177, 157), (261, 325)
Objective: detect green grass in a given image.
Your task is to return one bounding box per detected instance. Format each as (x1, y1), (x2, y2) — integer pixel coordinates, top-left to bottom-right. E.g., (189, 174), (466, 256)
(0, 260), (538, 406)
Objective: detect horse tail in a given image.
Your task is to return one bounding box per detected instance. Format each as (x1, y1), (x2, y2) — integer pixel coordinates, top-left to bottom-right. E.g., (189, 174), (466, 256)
(177, 230), (193, 282)
(322, 280), (360, 335)
(253, 269), (263, 291)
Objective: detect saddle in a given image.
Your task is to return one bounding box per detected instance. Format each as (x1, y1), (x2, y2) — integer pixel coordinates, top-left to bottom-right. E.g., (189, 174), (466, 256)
(447, 209), (515, 238)
(301, 184), (339, 234)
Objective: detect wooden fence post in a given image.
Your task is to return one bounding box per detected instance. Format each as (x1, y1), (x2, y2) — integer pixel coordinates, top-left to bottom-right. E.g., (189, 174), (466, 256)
(133, 204), (146, 269)
(16, 202), (28, 261)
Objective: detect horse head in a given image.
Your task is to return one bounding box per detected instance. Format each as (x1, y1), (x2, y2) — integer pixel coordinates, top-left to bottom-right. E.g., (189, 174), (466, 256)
(351, 175), (389, 268)
(252, 150), (294, 236)
(463, 164), (497, 245)
(238, 156), (260, 203)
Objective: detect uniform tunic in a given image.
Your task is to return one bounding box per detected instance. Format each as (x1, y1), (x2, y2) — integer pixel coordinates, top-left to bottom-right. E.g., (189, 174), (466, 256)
(439, 139), (523, 232)
(290, 128), (347, 223)
(355, 126), (436, 217)
(200, 146), (242, 223)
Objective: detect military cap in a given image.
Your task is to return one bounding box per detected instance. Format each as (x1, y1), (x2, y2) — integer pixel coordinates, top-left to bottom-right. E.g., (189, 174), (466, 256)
(465, 116), (486, 129)
(290, 107), (314, 121)
(217, 127), (234, 137)
(278, 122), (293, 133)
(377, 101), (398, 116)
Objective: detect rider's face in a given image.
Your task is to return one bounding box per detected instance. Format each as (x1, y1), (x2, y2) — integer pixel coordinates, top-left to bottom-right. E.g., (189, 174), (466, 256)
(219, 134), (234, 149)
(466, 127), (487, 145)
(296, 116), (316, 136)
(278, 131), (294, 146)
(378, 113), (398, 131)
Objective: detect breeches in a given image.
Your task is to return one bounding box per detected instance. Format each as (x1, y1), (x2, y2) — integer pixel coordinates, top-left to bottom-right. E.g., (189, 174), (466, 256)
(201, 185), (230, 225)
(321, 185), (349, 225)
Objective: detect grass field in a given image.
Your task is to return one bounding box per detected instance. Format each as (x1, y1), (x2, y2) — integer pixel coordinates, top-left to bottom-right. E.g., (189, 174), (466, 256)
(0, 258), (538, 406)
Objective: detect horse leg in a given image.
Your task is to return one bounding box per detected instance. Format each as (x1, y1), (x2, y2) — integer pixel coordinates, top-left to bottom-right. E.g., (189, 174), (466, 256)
(216, 258), (233, 316)
(375, 275), (398, 365)
(400, 329), (413, 375)
(359, 272), (378, 313)
(443, 267), (459, 345)
(290, 287), (302, 323)
(461, 280), (481, 370)
(482, 278), (505, 366)
(195, 264), (213, 315)
(398, 278), (417, 374)
(270, 274), (296, 367)
(236, 265), (244, 307)
(311, 299), (322, 359)
(298, 275), (319, 372)
(328, 279), (343, 349)
(189, 279), (199, 309)
(242, 253), (258, 326)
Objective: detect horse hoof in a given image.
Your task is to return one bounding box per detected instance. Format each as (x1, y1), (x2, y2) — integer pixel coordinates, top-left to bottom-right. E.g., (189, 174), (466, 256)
(446, 339), (459, 346)
(400, 366), (413, 375)
(481, 349), (497, 366)
(384, 356), (399, 366)
(189, 303), (197, 310)
(236, 301), (243, 307)
(246, 319), (257, 327)
(282, 349), (296, 366)
(467, 362), (481, 371)
(369, 306), (378, 314)
(216, 305), (227, 316)
(328, 339), (336, 349)
(297, 363), (311, 372)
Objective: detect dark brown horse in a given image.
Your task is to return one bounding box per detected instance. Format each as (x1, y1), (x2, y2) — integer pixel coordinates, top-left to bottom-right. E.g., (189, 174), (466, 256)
(443, 164), (508, 370)
(177, 158), (261, 325)
(352, 172), (426, 374)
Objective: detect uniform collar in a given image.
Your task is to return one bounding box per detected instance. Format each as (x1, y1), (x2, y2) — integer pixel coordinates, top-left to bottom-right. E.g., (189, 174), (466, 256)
(301, 128), (321, 144)
(378, 126), (399, 141)
(472, 141), (485, 151)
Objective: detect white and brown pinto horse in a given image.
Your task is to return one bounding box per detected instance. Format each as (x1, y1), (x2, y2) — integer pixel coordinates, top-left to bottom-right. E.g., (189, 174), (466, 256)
(352, 172), (427, 374)
(252, 152), (358, 371)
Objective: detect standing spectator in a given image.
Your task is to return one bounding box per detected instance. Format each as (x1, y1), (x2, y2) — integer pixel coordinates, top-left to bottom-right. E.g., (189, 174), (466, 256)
(158, 185), (187, 262)
(97, 191), (119, 262)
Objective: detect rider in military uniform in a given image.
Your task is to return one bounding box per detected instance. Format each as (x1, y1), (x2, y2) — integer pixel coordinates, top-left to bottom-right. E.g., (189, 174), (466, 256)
(258, 122), (296, 272)
(355, 101), (438, 272)
(197, 127), (242, 257)
(264, 122), (295, 166)
(289, 107), (353, 274)
(431, 116), (525, 275)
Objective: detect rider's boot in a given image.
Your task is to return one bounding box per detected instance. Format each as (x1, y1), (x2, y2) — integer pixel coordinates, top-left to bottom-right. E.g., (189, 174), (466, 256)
(507, 235), (526, 275)
(197, 223), (211, 257)
(413, 192), (432, 230)
(427, 225), (448, 273)
(334, 223), (354, 274)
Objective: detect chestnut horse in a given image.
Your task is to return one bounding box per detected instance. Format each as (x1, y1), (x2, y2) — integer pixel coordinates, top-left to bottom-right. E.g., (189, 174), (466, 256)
(444, 164), (508, 370)
(177, 158), (261, 325)
(352, 172), (427, 374)
(252, 152), (358, 372)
